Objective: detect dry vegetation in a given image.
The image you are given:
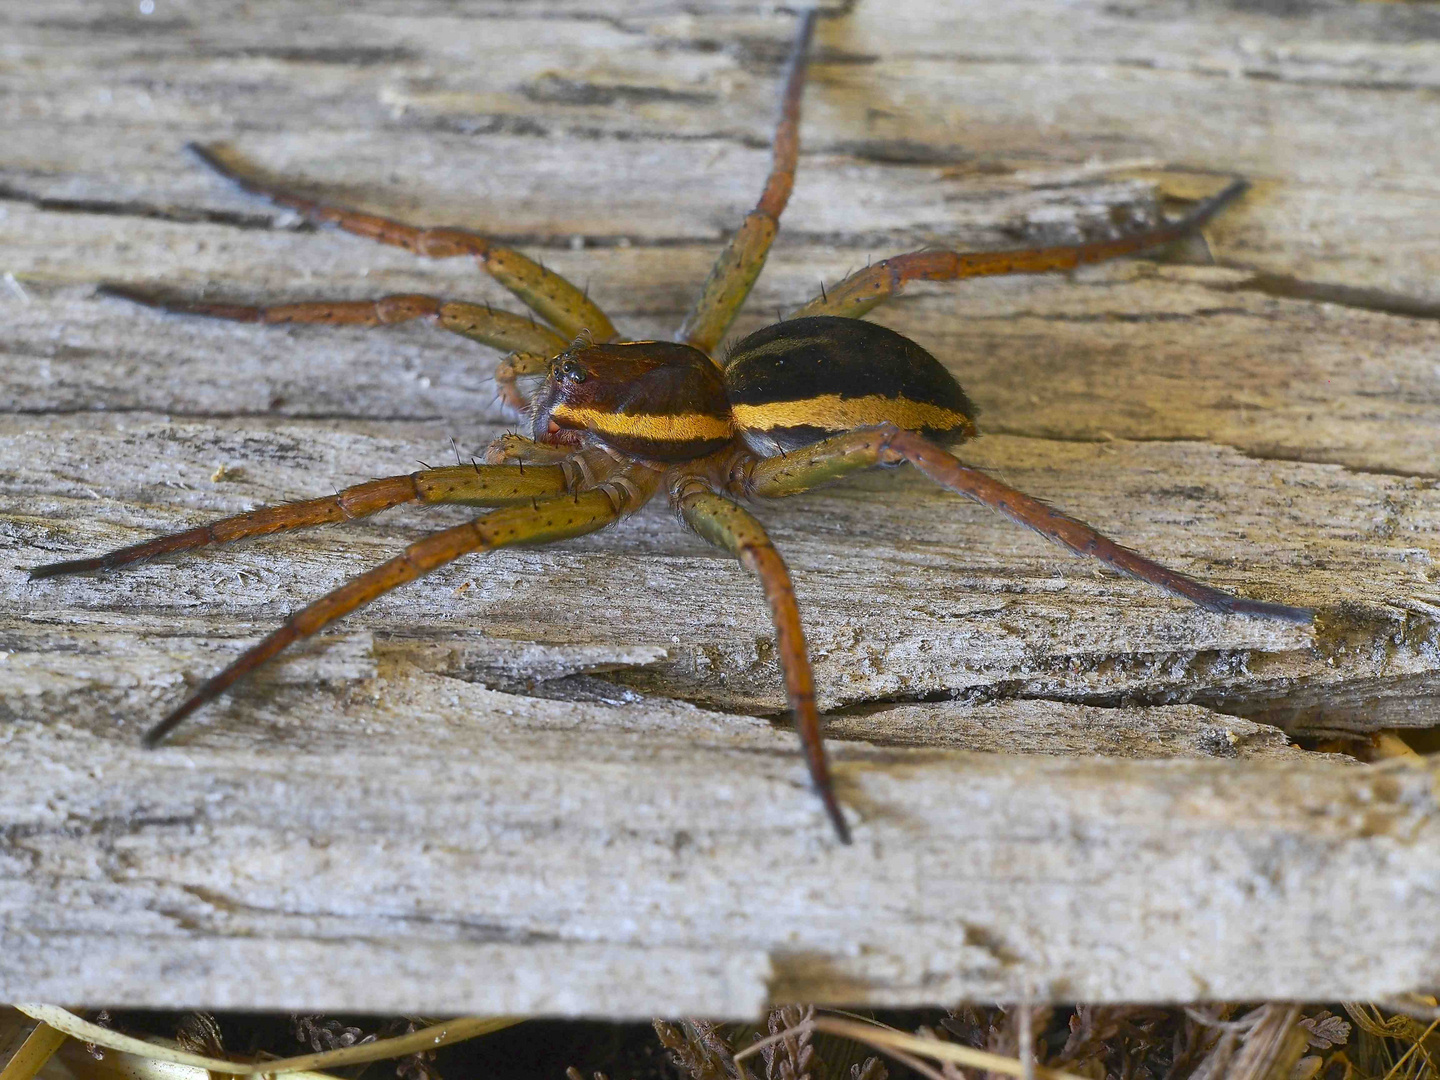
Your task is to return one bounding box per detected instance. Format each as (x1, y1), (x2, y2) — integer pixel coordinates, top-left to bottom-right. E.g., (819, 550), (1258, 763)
(4, 1003), (1438, 1080)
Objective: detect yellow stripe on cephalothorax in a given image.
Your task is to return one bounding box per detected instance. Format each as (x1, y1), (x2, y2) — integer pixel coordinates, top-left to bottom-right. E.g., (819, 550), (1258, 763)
(732, 393), (973, 434)
(553, 403), (735, 443)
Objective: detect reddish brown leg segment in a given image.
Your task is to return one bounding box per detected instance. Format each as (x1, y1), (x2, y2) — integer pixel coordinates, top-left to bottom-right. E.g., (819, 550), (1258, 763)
(187, 143), (616, 341)
(29, 463), (570, 579)
(140, 489), (626, 747)
(673, 476), (850, 843)
(679, 11), (817, 355)
(740, 424), (1312, 623)
(98, 285), (570, 360)
(792, 179), (1250, 320)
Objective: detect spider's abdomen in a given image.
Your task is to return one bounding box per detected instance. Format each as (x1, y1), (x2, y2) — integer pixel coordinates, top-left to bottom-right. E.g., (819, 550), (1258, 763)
(723, 316), (977, 456)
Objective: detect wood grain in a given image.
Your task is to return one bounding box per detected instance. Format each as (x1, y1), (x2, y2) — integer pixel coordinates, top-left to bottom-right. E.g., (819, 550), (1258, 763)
(2, 0), (1439, 1013)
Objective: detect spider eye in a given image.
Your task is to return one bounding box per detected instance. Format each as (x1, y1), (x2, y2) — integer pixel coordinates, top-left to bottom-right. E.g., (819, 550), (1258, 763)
(560, 359), (587, 383)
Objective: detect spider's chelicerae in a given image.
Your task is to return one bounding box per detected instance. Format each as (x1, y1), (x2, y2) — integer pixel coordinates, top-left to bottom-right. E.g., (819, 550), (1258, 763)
(32, 11), (1311, 842)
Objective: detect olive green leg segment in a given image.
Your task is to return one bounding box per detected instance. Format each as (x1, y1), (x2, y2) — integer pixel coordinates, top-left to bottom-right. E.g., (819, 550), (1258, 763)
(187, 143), (616, 341)
(29, 463), (570, 579)
(738, 424), (1313, 623)
(674, 478), (851, 843)
(439, 304), (568, 356)
(791, 179), (1250, 320)
(484, 247), (618, 343)
(140, 489), (626, 747)
(678, 11), (817, 355)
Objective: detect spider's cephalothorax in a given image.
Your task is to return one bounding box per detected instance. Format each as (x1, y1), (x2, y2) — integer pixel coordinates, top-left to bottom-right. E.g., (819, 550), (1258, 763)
(531, 338), (735, 461)
(32, 10), (1312, 844)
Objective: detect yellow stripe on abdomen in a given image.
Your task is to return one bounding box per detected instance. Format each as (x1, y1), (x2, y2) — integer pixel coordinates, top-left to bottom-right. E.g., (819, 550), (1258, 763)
(553, 404), (735, 443)
(732, 393), (973, 435)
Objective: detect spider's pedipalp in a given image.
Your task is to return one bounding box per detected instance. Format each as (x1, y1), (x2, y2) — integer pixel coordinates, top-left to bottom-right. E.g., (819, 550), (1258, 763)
(28, 463), (571, 579)
(142, 485), (644, 747)
(482, 433), (576, 467)
(678, 9), (818, 355)
(791, 178), (1250, 321)
(494, 351), (556, 411)
(185, 142), (616, 341)
(740, 424), (1313, 623)
(673, 474), (850, 843)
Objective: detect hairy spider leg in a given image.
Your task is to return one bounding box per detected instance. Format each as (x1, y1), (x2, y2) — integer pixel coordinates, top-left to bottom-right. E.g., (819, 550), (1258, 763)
(97, 286), (569, 410)
(98, 286), (568, 354)
(678, 10), (817, 355)
(29, 463), (570, 579)
(186, 142), (616, 342)
(673, 477), (850, 843)
(791, 179), (1250, 320)
(140, 484), (652, 747)
(739, 423), (1313, 623)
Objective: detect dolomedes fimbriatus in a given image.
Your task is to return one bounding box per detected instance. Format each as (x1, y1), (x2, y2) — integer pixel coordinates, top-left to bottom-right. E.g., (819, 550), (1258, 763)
(32, 11), (1311, 842)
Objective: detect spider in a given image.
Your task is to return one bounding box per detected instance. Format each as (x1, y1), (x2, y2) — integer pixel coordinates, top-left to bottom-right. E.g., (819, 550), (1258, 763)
(30, 10), (1311, 843)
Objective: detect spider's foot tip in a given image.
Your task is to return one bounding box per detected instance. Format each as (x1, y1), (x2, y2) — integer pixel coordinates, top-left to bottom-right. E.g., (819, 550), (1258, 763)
(96, 283), (145, 302)
(1216, 177), (1250, 202)
(1256, 600), (1314, 624)
(1224, 598), (1315, 624)
(822, 802), (853, 844)
(184, 142), (228, 171)
(28, 559), (93, 580)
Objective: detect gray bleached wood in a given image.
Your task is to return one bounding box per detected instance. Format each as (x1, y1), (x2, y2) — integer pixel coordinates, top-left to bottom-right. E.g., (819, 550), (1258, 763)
(2, 0), (1439, 1013)
(1, 692), (1436, 1011)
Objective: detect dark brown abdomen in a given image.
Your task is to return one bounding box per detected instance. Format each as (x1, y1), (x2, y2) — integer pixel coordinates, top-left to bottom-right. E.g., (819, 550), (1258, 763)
(722, 316), (977, 456)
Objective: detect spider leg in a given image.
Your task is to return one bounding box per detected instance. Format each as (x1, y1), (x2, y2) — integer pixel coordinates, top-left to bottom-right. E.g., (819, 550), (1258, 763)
(678, 11), (818, 355)
(791, 179), (1249, 320)
(99, 286), (568, 410)
(186, 142), (616, 341)
(736, 424), (1312, 623)
(672, 475), (849, 843)
(100, 284), (569, 354)
(140, 486), (641, 747)
(28, 462), (570, 579)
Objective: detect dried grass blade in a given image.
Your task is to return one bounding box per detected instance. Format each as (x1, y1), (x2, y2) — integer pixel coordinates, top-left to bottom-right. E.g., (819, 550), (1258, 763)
(52, 1034), (342, 1080)
(1379, 1016), (1440, 1080)
(0, 1020), (68, 1080)
(808, 1018), (1092, 1080)
(13, 1008), (519, 1075)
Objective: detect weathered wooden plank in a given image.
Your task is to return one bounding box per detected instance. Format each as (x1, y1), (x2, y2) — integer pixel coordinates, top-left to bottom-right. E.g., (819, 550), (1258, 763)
(8, 417), (1436, 731)
(2, 0), (1439, 1014)
(2, 697), (1437, 1011)
(5, 0), (1439, 299)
